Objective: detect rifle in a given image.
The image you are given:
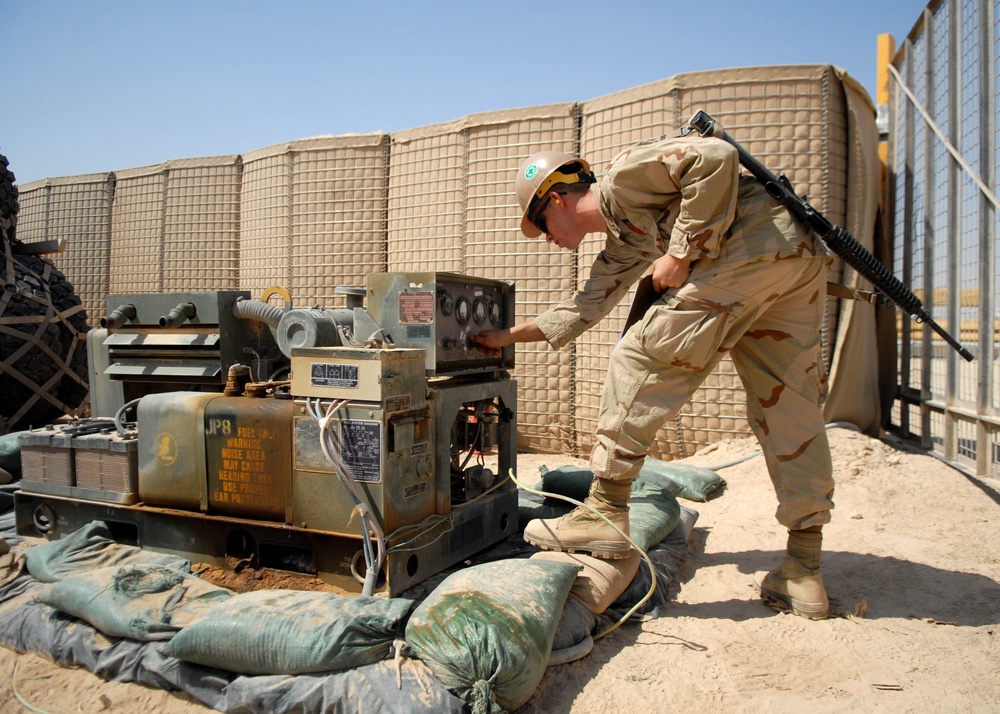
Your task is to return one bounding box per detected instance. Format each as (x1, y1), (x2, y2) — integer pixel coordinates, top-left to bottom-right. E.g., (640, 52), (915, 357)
(688, 111), (975, 362)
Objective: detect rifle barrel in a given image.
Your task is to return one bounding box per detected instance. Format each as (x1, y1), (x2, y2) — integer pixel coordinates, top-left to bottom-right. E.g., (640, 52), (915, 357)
(689, 111), (975, 362)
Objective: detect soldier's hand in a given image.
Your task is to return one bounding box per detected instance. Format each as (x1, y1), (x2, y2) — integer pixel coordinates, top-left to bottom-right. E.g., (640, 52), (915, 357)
(652, 254), (691, 292)
(471, 329), (508, 355)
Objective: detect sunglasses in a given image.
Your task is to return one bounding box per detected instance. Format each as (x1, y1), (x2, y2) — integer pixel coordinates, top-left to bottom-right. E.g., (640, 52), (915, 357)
(529, 190), (567, 236)
(532, 206), (549, 235)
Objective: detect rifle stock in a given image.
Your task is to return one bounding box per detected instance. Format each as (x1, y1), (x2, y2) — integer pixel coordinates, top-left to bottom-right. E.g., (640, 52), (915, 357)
(688, 111), (975, 362)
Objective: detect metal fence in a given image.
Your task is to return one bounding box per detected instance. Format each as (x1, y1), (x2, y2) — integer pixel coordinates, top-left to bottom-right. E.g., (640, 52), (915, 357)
(888, 0), (1000, 478)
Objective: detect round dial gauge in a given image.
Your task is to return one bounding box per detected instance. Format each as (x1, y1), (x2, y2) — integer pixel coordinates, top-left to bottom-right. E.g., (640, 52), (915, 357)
(489, 298), (502, 326)
(455, 296), (471, 324)
(473, 297), (488, 324)
(439, 292), (454, 316)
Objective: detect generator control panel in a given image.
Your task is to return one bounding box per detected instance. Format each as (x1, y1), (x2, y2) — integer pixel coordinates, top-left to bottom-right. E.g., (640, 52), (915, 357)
(365, 272), (514, 376)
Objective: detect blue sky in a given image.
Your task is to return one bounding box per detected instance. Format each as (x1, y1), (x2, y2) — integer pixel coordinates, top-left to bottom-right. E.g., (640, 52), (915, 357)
(5, 0), (929, 184)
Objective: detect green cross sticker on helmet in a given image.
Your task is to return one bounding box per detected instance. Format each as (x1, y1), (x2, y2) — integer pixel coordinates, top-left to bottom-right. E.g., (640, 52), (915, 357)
(524, 164), (538, 180)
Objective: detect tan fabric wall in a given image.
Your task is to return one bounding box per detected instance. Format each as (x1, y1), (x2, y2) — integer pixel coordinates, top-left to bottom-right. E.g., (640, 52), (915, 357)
(572, 65), (870, 460)
(822, 70), (883, 433)
(109, 164), (165, 294)
(15, 173), (114, 326)
(390, 105), (579, 451)
(161, 156), (242, 292)
(463, 105), (578, 453)
(241, 134), (387, 307)
(14, 63), (880, 456)
(389, 120), (466, 273)
(110, 156), (241, 295)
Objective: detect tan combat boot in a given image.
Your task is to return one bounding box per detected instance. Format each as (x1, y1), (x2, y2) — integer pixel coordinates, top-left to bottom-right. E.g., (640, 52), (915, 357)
(523, 477), (631, 559)
(754, 526), (829, 620)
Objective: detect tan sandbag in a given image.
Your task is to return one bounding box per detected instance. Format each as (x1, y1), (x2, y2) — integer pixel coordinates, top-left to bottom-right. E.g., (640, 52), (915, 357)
(531, 549), (641, 614)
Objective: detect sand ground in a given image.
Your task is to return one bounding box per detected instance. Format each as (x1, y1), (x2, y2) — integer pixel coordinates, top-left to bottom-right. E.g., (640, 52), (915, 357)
(1, 426), (998, 713)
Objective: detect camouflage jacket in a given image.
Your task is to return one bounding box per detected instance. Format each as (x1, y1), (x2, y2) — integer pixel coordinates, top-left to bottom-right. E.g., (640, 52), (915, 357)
(534, 129), (824, 349)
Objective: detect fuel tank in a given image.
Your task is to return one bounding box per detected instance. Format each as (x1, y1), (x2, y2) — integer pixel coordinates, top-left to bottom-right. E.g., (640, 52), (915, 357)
(138, 392), (294, 521)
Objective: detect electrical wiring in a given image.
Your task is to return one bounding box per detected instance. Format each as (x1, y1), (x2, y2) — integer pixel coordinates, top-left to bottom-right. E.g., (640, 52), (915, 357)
(385, 513), (454, 554)
(307, 396), (387, 596)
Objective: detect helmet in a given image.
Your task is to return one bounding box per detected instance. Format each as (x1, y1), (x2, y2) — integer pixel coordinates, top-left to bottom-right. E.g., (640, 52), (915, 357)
(515, 151), (594, 237)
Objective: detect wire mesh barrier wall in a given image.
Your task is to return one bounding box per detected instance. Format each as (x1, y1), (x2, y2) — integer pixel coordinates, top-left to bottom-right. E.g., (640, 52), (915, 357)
(241, 135), (387, 308)
(15, 173), (115, 321)
(576, 65), (855, 461)
(13, 65), (879, 458)
(889, 0), (1000, 478)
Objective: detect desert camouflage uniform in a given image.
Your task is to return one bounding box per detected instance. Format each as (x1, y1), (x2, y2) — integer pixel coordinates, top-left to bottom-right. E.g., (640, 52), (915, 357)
(534, 129), (835, 530)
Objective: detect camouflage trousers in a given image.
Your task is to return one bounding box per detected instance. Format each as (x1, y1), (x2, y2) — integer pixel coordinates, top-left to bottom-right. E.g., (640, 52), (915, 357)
(591, 254), (834, 530)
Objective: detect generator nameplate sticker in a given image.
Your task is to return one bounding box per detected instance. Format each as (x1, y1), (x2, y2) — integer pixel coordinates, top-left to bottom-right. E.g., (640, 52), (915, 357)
(310, 362), (359, 389)
(385, 394), (411, 413)
(399, 291), (434, 324)
(341, 420), (381, 482)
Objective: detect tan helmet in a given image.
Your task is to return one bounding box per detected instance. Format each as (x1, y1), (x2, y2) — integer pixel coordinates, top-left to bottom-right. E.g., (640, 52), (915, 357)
(515, 151), (594, 237)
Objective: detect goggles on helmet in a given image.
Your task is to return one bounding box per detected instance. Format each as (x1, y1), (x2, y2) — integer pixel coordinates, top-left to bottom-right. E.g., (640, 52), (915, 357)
(526, 162), (596, 234)
(531, 161), (596, 202)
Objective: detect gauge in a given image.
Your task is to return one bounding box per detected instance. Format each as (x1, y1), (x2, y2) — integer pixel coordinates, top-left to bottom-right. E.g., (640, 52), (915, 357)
(439, 291), (453, 317)
(473, 297), (487, 324)
(455, 296), (471, 324)
(489, 297), (502, 326)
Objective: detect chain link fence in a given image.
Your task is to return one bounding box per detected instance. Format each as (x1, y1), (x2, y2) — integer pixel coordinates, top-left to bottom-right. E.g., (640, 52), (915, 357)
(888, 0), (1000, 478)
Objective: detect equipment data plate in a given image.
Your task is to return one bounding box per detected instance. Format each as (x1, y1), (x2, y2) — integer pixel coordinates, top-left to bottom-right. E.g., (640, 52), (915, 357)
(340, 420), (381, 482)
(398, 291), (434, 324)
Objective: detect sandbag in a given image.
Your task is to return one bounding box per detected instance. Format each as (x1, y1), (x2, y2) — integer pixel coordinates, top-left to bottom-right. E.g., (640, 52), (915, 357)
(635, 459), (726, 502)
(540, 457), (725, 503)
(38, 564), (232, 640)
(531, 549), (641, 614)
(215, 658), (467, 714)
(25, 521), (191, 583)
(537, 465), (591, 502)
(548, 594), (596, 666)
(405, 558), (579, 713)
(628, 478), (681, 550)
(517, 490), (568, 531)
(523, 477), (681, 552)
(0, 431), (23, 477)
(162, 589), (413, 675)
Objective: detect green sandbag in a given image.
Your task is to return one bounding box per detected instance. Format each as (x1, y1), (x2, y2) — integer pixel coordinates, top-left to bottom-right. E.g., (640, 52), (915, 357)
(405, 558), (580, 714)
(38, 564), (232, 640)
(25, 521), (191, 583)
(540, 457), (725, 503)
(162, 589), (414, 675)
(0, 431), (24, 476)
(517, 491), (570, 531)
(628, 478), (681, 550)
(537, 465), (592, 502)
(635, 459), (726, 502)
(523, 474), (681, 551)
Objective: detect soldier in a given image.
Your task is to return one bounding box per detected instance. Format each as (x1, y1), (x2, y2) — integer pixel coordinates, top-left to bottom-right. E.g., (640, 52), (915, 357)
(472, 117), (835, 620)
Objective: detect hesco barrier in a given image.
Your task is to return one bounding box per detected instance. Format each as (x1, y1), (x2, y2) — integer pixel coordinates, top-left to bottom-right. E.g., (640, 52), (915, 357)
(109, 156), (242, 295)
(13, 64), (883, 459)
(15, 172), (115, 322)
(241, 134), (387, 307)
(390, 105), (579, 452)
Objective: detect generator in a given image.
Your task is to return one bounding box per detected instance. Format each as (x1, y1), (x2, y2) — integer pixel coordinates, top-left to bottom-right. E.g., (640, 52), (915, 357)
(15, 272), (519, 596)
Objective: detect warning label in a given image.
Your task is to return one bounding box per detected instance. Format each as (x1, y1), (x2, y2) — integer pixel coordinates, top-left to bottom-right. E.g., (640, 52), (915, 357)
(310, 362), (359, 389)
(208, 418), (285, 515)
